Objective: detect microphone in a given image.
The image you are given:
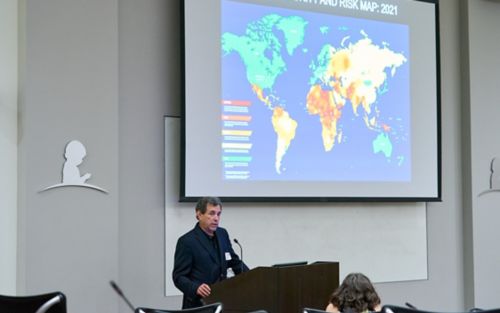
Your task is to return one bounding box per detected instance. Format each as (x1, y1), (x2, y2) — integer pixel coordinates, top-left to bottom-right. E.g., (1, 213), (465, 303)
(233, 238), (244, 273)
(405, 302), (418, 310)
(110, 280), (135, 312)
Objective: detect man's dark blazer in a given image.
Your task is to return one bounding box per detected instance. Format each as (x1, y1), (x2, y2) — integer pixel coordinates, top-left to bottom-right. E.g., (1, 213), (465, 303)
(172, 223), (249, 309)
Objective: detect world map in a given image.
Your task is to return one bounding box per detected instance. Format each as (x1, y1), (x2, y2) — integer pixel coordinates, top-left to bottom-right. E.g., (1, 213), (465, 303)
(221, 0), (410, 182)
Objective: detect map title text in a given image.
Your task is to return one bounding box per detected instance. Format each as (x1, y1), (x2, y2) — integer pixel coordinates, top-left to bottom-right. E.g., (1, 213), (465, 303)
(292, 0), (398, 16)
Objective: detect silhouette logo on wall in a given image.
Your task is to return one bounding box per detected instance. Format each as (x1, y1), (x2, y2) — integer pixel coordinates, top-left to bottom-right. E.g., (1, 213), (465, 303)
(40, 140), (108, 194)
(478, 157), (500, 197)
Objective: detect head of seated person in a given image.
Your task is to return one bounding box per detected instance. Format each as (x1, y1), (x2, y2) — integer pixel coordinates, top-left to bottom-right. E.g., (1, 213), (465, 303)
(326, 272), (381, 313)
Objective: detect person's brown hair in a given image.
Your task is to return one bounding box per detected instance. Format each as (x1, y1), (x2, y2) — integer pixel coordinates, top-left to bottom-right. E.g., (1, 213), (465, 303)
(329, 272), (381, 313)
(195, 197), (222, 214)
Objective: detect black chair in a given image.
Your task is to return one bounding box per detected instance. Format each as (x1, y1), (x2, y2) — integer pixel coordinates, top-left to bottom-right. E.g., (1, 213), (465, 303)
(135, 302), (223, 313)
(0, 291), (66, 313)
(303, 308), (379, 313)
(303, 308), (329, 313)
(382, 306), (500, 313)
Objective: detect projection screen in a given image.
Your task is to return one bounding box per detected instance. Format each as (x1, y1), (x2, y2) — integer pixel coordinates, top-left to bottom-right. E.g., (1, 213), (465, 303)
(181, 0), (440, 202)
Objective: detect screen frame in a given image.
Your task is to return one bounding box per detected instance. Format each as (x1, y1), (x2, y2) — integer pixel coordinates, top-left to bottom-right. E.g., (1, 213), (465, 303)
(179, 0), (441, 203)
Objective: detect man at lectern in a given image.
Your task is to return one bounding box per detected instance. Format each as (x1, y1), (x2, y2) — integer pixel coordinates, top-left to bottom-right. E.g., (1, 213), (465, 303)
(172, 196), (249, 309)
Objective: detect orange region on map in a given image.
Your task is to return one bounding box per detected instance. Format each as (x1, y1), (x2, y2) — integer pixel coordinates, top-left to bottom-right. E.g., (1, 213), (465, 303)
(329, 52), (370, 116)
(328, 50), (351, 80)
(306, 84), (342, 151)
(251, 84), (271, 107)
(221, 115), (252, 122)
(221, 100), (251, 106)
(346, 81), (368, 115)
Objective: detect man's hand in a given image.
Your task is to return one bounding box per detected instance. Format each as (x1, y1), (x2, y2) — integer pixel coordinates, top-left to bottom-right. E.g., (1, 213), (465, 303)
(196, 283), (211, 298)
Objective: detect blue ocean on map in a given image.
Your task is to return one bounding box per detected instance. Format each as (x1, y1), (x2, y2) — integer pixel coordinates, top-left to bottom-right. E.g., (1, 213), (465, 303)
(221, 0), (410, 182)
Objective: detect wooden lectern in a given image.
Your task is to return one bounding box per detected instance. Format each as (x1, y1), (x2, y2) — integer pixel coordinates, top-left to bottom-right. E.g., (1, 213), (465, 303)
(205, 262), (339, 313)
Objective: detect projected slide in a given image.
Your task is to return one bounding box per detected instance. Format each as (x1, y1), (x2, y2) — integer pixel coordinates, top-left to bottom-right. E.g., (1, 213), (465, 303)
(221, 0), (409, 182)
(182, 0), (439, 200)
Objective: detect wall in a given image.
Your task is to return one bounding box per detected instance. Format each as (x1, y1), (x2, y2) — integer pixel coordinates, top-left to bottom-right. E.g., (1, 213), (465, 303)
(14, 0), (480, 312)
(463, 0), (500, 309)
(117, 0), (180, 310)
(0, 0), (18, 296)
(376, 0), (465, 309)
(18, 1), (119, 313)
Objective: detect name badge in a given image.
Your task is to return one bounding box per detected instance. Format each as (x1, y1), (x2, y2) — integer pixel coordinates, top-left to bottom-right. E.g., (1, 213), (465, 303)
(225, 252), (232, 261)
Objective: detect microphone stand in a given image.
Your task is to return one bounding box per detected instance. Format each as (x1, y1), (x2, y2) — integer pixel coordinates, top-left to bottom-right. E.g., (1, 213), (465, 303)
(110, 280), (136, 312)
(233, 238), (244, 273)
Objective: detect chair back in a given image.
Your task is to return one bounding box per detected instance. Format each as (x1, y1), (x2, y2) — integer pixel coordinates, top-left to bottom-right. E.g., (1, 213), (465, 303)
(0, 291), (66, 313)
(135, 302), (223, 313)
(382, 305), (500, 313)
(303, 308), (381, 313)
